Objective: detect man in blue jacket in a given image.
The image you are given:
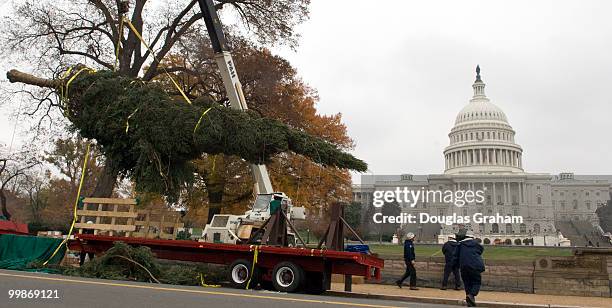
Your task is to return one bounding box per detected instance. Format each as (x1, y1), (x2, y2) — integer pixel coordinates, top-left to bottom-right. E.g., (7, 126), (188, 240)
(441, 236), (461, 290)
(395, 232), (418, 290)
(452, 230), (485, 307)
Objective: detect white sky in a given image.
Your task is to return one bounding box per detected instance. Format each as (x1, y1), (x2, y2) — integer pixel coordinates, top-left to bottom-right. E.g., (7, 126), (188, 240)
(2, 0), (612, 180)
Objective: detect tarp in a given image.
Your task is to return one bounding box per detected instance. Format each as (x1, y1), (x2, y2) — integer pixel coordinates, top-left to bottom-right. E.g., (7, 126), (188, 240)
(0, 234), (65, 271)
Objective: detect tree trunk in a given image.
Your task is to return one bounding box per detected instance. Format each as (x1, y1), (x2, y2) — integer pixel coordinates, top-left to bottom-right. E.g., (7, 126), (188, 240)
(205, 155), (225, 224)
(207, 188), (224, 224)
(0, 189), (10, 221)
(91, 163), (119, 197)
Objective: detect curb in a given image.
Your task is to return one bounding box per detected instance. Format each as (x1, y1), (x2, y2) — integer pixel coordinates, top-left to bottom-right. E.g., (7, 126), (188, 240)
(324, 291), (586, 308)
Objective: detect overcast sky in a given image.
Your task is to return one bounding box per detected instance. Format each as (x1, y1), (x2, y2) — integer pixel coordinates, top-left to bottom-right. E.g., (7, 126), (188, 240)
(273, 0), (612, 181)
(2, 0), (611, 181)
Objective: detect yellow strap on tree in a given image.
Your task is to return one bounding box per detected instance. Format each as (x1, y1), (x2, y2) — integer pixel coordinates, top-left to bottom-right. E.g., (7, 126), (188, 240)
(125, 108), (139, 133)
(114, 17), (125, 72)
(65, 67), (96, 99)
(43, 143), (91, 266)
(193, 107), (212, 134)
(122, 17), (217, 134)
(59, 66), (74, 117)
(122, 17), (192, 105)
(245, 245), (260, 289)
(60, 66), (95, 118)
(59, 66), (74, 101)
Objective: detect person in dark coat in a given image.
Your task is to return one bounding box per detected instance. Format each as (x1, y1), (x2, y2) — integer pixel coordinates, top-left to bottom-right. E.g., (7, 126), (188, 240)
(441, 236), (461, 290)
(395, 232), (418, 290)
(452, 230), (485, 307)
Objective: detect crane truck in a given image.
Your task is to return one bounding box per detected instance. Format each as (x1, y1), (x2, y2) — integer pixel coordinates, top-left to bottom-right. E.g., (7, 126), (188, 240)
(196, 0), (307, 247)
(67, 0), (383, 294)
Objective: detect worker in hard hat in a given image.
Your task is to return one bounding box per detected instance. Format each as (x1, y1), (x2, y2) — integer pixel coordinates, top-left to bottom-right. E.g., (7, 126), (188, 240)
(452, 230), (485, 307)
(395, 232), (418, 290)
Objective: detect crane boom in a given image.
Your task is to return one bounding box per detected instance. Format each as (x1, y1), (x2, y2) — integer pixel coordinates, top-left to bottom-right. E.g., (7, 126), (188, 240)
(197, 0), (273, 194)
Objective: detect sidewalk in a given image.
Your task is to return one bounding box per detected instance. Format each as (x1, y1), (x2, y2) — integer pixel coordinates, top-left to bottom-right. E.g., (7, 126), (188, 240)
(329, 283), (610, 307)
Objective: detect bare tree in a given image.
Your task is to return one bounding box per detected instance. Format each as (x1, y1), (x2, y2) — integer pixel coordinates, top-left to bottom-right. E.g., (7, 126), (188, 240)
(2, 0), (309, 198)
(19, 169), (51, 225)
(0, 145), (39, 220)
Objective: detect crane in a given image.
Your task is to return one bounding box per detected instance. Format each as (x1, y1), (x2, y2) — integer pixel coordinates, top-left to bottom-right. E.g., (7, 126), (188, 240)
(196, 0), (306, 246)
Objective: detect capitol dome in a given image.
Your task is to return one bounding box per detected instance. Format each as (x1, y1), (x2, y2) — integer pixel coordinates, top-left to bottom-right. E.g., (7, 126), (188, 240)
(454, 98), (508, 125)
(444, 66), (523, 174)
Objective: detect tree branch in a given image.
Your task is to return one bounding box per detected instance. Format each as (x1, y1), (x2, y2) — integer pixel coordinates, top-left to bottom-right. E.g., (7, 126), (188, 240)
(88, 0), (119, 40)
(142, 12), (202, 81)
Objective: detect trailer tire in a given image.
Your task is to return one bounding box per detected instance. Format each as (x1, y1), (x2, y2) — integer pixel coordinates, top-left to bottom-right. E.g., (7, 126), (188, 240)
(272, 261), (304, 293)
(229, 259), (255, 289)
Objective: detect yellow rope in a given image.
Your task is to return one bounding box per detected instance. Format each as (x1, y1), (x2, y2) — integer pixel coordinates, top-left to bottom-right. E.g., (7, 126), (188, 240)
(125, 108), (139, 133)
(43, 143), (91, 266)
(59, 66), (74, 101)
(122, 17), (218, 136)
(193, 107), (212, 134)
(59, 66), (74, 116)
(198, 273), (221, 288)
(245, 245), (260, 289)
(60, 66), (95, 118)
(211, 155), (217, 173)
(65, 67), (95, 99)
(122, 17), (192, 105)
(114, 17), (125, 72)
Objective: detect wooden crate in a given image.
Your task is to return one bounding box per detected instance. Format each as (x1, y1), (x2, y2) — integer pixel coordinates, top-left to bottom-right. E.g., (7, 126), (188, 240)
(75, 197), (183, 239)
(132, 209), (184, 240)
(75, 197), (137, 237)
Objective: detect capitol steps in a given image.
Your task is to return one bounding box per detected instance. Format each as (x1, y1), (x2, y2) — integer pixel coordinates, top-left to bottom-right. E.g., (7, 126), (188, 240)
(554, 220), (611, 247)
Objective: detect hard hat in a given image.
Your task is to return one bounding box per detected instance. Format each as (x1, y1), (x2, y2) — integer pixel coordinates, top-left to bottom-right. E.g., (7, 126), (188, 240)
(405, 232), (415, 240)
(464, 230), (475, 238)
(86, 221), (94, 224)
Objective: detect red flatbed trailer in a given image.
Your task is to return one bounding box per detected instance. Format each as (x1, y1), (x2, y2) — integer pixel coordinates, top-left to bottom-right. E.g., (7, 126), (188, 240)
(68, 234), (383, 293)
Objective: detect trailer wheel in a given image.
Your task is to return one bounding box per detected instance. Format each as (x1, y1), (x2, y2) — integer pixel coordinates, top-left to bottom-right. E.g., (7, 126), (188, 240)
(229, 259), (254, 289)
(272, 261), (304, 293)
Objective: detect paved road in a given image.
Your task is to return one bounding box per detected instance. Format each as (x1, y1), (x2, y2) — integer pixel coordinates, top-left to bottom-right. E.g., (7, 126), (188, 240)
(0, 270), (453, 308)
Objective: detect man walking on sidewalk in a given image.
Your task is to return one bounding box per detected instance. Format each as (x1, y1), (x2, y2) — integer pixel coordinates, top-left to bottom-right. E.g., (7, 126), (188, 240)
(452, 230), (485, 307)
(395, 232), (418, 290)
(441, 236), (461, 290)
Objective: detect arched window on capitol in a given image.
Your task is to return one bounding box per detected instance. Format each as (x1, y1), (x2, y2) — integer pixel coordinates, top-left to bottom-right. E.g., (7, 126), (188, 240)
(533, 224), (541, 233)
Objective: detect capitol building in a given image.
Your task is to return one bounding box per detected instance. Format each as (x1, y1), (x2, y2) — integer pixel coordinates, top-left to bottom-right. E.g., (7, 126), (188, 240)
(354, 67), (611, 246)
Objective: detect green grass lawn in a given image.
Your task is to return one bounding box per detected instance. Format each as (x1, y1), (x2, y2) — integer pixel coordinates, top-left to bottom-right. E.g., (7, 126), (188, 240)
(367, 244), (572, 261)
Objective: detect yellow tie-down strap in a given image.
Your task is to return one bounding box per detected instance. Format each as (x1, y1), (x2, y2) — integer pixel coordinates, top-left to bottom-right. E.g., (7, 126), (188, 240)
(198, 273), (220, 288)
(246, 245), (260, 289)
(43, 143), (91, 266)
